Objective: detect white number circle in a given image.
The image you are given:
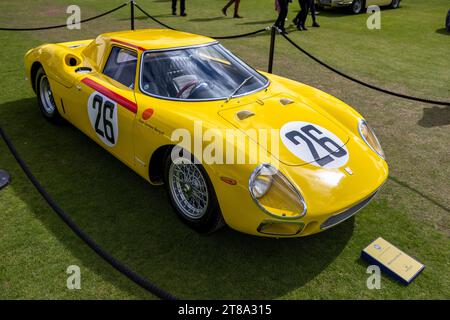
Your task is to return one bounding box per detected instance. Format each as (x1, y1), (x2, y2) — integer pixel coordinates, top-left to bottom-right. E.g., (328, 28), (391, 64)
(280, 121), (349, 169)
(87, 92), (118, 147)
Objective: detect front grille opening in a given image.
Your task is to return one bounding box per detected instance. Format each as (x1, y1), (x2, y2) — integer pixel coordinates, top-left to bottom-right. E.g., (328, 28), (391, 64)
(302, 221), (319, 235)
(257, 221), (305, 236)
(320, 191), (378, 230)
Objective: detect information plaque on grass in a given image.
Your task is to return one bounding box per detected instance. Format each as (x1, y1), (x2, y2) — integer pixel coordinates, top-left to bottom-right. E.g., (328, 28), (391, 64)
(361, 237), (425, 285)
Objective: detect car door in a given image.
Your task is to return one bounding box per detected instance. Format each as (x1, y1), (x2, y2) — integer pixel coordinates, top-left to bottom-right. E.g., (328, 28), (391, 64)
(74, 45), (138, 167)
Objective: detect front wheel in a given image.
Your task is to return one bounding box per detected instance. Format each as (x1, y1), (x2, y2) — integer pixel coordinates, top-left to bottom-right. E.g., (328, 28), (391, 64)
(35, 67), (62, 123)
(390, 0), (400, 9)
(350, 0), (364, 14)
(164, 150), (224, 233)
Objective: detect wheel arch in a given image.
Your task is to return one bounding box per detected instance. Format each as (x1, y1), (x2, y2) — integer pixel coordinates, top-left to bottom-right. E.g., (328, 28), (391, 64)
(30, 61), (44, 93)
(148, 144), (174, 184)
(148, 144), (223, 192)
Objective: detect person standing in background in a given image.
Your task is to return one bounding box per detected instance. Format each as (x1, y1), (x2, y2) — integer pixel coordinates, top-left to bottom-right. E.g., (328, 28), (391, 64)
(446, 9), (450, 32)
(274, 0), (290, 34)
(172, 0), (187, 17)
(293, 0), (319, 31)
(310, 0), (320, 27)
(222, 0), (243, 19)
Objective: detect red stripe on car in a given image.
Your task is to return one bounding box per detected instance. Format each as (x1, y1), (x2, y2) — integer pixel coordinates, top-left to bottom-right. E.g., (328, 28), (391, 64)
(81, 78), (137, 114)
(111, 38), (147, 51)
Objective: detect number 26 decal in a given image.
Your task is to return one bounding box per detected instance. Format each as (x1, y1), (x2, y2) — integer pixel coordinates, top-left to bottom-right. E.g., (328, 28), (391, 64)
(281, 121), (349, 169)
(88, 92), (119, 147)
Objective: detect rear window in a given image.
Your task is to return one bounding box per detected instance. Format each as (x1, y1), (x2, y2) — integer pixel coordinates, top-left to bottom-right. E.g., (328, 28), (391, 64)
(103, 46), (137, 89)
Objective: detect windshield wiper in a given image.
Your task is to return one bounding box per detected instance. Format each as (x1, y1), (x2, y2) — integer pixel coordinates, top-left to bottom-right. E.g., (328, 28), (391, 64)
(226, 76), (254, 102)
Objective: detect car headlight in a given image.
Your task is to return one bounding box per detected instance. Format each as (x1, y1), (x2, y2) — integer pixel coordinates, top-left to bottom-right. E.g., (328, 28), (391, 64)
(249, 164), (307, 219)
(358, 120), (385, 159)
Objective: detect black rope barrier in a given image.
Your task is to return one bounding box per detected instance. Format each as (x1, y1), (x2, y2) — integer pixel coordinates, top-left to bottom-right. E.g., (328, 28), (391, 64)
(0, 126), (178, 301)
(0, 1), (446, 106)
(213, 27), (269, 40)
(132, 4), (448, 106)
(0, 3), (128, 31)
(281, 33), (450, 106)
(134, 3), (269, 39)
(134, 3), (176, 30)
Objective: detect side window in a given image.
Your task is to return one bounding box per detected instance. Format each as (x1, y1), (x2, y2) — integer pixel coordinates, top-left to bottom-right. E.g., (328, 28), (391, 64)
(103, 46), (137, 89)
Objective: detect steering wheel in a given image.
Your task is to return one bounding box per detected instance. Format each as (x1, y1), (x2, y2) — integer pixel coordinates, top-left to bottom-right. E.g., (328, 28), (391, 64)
(188, 82), (209, 99)
(176, 80), (198, 98)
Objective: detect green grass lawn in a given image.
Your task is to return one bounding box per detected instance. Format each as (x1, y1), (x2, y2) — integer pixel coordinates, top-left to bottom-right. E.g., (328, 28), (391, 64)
(0, 0), (449, 299)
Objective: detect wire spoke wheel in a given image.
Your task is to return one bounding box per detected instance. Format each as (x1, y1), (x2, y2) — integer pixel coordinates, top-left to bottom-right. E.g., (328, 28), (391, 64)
(168, 158), (209, 220)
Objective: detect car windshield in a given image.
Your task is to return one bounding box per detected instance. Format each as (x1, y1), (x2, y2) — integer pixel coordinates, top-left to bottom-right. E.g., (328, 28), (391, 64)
(140, 43), (268, 101)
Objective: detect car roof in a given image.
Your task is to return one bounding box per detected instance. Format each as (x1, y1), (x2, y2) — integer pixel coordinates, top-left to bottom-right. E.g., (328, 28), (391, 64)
(100, 29), (216, 51)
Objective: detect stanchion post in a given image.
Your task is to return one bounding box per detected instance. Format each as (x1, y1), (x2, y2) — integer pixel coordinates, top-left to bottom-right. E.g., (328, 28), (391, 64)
(130, 0), (135, 30)
(268, 26), (276, 74)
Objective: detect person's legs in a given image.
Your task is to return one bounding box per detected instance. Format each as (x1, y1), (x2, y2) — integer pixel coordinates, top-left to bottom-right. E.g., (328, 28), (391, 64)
(310, 0), (319, 26)
(274, 6), (282, 27)
(293, 0), (302, 25)
(298, 0), (310, 30)
(233, 0), (242, 18)
(180, 0), (186, 16)
(222, 0), (235, 15)
(310, 0), (316, 22)
(275, 0), (289, 32)
(172, 0), (177, 15)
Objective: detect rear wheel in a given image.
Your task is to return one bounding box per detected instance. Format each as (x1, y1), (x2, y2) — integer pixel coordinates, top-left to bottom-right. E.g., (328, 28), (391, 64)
(390, 0), (400, 9)
(164, 150), (224, 233)
(35, 67), (62, 123)
(350, 0), (364, 14)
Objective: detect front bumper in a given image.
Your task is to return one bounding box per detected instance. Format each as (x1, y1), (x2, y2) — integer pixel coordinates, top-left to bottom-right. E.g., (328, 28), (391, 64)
(212, 160), (388, 238)
(320, 189), (379, 230)
(254, 183), (384, 237)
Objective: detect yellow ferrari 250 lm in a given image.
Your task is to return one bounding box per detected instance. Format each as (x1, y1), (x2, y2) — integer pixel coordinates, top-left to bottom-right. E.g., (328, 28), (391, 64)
(24, 29), (388, 237)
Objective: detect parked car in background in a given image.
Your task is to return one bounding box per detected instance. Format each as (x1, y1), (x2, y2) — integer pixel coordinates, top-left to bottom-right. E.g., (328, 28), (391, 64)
(316, 0), (401, 14)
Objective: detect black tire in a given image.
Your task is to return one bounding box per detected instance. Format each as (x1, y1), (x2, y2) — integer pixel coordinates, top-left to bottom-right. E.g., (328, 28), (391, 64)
(35, 67), (62, 124)
(350, 0), (364, 14)
(390, 0), (400, 9)
(163, 149), (224, 233)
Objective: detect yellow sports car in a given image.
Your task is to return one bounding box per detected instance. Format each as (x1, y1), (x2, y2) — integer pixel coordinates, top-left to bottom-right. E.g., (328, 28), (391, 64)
(24, 29), (388, 237)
